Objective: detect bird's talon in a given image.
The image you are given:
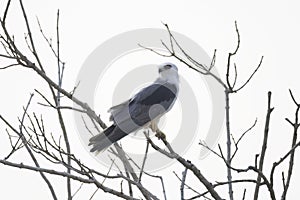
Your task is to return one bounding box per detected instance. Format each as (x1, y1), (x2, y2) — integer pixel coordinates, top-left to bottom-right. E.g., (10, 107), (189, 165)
(155, 130), (166, 140)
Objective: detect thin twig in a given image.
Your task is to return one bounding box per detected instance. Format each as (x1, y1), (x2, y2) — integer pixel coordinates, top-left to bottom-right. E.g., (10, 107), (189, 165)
(146, 134), (223, 200)
(226, 21), (240, 91)
(0, 93), (58, 200)
(71, 183), (84, 198)
(126, 150), (168, 200)
(0, 159), (139, 200)
(254, 91), (274, 200)
(19, 0), (44, 71)
(242, 189), (246, 200)
(199, 140), (222, 158)
(81, 115), (95, 136)
(138, 137), (150, 182)
(180, 168), (188, 200)
(281, 89), (299, 200)
(3, 0), (12, 23)
(187, 179), (258, 200)
(218, 145), (276, 200)
(0, 63), (19, 69)
(173, 171), (200, 197)
(113, 143), (157, 200)
(233, 56), (264, 93)
(232, 63), (238, 88)
(89, 188), (99, 200)
(231, 118), (257, 161)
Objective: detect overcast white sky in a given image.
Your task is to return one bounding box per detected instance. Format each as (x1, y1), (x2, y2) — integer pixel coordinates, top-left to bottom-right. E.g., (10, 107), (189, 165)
(0, 0), (300, 199)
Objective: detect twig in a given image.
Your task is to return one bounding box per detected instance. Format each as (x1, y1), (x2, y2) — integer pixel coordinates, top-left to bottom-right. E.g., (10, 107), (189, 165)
(146, 134), (223, 200)
(126, 150), (167, 200)
(180, 168), (188, 200)
(35, 16), (64, 66)
(225, 21), (263, 93)
(3, 0), (12, 23)
(81, 115), (95, 136)
(0, 159), (139, 200)
(71, 183), (84, 198)
(4, 130), (23, 160)
(233, 56), (264, 93)
(56, 10), (65, 107)
(55, 82), (72, 199)
(187, 179), (258, 200)
(173, 171), (200, 196)
(19, 0), (44, 71)
(242, 189), (246, 200)
(0, 53), (15, 59)
(232, 63), (238, 88)
(0, 94), (58, 200)
(138, 137), (150, 182)
(226, 21), (240, 91)
(125, 171), (133, 197)
(231, 118), (257, 161)
(199, 140), (222, 158)
(218, 145), (276, 200)
(208, 49), (217, 71)
(1, 14), (107, 129)
(254, 91), (274, 200)
(0, 63), (19, 69)
(102, 158), (116, 184)
(280, 89), (299, 200)
(288, 89), (300, 106)
(224, 90), (233, 200)
(89, 188), (99, 200)
(113, 144), (157, 200)
(140, 24), (227, 88)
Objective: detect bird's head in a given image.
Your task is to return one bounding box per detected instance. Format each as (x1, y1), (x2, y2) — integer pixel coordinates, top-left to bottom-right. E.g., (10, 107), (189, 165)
(158, 62), (178, 73)
(158, 63), (179, 84)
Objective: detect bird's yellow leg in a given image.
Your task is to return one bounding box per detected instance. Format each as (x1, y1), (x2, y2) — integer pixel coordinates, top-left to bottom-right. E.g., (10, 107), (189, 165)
(150, 121), (158, 132)
(150, 119), (166, 140)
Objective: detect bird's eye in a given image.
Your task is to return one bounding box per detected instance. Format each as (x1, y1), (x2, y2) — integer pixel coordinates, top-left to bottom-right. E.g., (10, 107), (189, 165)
(164, 64), (172, 69)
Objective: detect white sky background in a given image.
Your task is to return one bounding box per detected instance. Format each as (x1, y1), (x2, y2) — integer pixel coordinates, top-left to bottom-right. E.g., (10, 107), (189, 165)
(0, 0), (300, 199)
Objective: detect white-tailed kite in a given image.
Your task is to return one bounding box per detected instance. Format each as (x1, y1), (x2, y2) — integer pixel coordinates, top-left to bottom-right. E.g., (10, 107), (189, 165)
(89, 63), (179, 153)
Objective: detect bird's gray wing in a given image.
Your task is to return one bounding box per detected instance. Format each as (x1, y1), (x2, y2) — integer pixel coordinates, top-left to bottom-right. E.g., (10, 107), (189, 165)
(108, 99), (131, 122)
(128, 82), (178, 126)
(108, 82), (177, 133)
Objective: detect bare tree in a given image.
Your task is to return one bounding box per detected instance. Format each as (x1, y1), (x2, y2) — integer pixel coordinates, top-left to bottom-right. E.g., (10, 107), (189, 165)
(0, 1), (299, 199)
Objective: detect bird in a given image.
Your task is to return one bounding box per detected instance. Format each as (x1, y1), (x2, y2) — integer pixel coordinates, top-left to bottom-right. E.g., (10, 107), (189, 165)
(89, 62), (179, 153)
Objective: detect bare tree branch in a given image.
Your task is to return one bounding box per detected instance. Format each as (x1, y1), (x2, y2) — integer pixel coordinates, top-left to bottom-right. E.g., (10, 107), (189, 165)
(0, 94), (58, 200)
(0, 63), (19, 69)
(232, 56), (264, 93)
(226, 21), (240, 91)
(1, 2), (299, 199)
(19, 0), (44, 71)
(231, 118), (257, 161)
(180, 167), (188, 200)
(173, 171), (201, 197)
(218, 145), (276, 200)
(0, 159), (139, 200)
(138, 137), (150, 182)
(2, 0), (12, 23)
(281, 90), (299, 200)
(254, 91), (274, 200)
(145, 133), (224, 200)
(224, 90), (233, 200)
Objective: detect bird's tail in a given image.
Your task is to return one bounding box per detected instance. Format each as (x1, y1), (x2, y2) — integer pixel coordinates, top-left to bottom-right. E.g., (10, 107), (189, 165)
(89, 125), (127, 153)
